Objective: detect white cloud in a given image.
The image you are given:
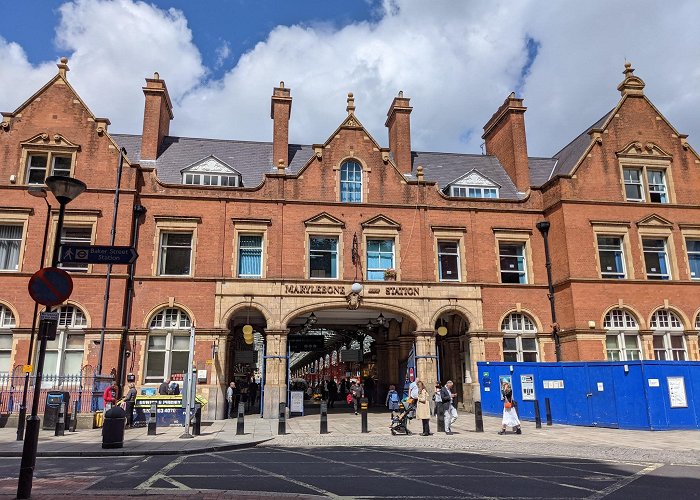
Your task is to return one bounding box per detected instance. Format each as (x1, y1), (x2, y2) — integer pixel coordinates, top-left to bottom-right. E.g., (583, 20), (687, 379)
(1, 0), (699, 157)
(214, 40), (231, 69)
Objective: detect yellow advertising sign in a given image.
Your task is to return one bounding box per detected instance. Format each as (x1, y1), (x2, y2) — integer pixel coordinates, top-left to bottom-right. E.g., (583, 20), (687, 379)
(22, 364), (33, 373)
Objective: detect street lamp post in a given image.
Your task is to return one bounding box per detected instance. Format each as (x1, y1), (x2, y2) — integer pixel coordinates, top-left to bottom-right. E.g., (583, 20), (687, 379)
(16, 187), (53, 441)
(536, 220), (562, 362)
(17, 176), (86, 500)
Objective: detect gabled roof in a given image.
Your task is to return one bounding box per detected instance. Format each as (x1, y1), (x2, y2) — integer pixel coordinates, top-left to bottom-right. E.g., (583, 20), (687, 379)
(551, 110), (614, 179)
(449, 168), (502, 188)
(181, 155), (241, 175)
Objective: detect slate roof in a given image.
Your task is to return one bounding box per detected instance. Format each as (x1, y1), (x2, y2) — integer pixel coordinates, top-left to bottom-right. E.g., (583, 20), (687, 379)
(551, 110), (613, 178)
(112, 132), (575, 197)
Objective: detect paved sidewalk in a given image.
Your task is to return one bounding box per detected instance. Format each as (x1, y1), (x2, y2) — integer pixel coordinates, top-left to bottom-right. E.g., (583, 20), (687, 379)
(0, 418), (272, 457)
(1, 409), (698, 462)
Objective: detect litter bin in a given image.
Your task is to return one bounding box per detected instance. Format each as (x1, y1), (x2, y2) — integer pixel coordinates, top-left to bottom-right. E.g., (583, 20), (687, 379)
(43, 391), (70, 430)
(102, 406), (126, 449)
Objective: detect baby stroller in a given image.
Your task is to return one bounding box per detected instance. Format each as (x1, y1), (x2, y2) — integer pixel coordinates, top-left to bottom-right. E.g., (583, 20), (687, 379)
(390, 398), (416, 435)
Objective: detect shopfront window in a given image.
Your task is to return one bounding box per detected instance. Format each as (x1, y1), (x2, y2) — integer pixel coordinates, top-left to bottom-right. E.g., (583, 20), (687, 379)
(146, 307), (192, 383)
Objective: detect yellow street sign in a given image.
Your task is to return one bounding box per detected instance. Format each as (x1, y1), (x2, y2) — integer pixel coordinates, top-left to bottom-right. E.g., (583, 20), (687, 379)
(205, 359), (214, 365)
(22, 364), (32, 373)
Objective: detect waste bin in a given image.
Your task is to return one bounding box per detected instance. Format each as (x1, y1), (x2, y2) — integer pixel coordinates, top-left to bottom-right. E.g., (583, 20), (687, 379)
(102, 406), (126, 449)
(43, 391), (70, 430)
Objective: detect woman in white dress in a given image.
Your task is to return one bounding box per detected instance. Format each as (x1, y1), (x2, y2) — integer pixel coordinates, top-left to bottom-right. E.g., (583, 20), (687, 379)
(498, 382), (522, 435)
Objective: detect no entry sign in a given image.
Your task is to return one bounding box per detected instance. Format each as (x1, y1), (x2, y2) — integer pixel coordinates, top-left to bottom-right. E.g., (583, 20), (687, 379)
(28, 267), (73, 306)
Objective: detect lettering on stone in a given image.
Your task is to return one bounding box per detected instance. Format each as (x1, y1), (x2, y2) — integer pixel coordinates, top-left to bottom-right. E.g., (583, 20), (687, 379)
(368, 288), (380, 294)
(385, 286), (420, 297)
(284, 284), (347, 295)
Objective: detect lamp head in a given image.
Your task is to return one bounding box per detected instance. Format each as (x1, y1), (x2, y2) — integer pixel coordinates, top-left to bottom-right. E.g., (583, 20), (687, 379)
(45, 175), (86, 204)
(28, 186), (48, 198)
(351, 282), (363, 294)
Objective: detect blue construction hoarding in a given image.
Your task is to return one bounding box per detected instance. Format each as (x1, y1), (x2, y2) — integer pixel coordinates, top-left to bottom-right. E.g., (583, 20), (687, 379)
(477, 361), (700, 430)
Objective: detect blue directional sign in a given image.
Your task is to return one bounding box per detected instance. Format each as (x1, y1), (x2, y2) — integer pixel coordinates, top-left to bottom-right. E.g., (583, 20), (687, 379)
(59, 245), (138, 265)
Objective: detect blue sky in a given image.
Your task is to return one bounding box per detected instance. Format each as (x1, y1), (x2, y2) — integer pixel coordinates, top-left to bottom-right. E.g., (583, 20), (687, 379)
(2, 1), (378, 79)
(1, 1), (698, 156)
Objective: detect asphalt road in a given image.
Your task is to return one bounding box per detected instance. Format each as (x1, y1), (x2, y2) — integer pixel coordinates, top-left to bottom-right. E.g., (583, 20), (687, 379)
(0, 445), (699, 499)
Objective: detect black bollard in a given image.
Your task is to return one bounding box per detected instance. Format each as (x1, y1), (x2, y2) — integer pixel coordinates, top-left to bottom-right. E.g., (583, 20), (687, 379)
(192, 404), (202, 436)
(534, 400), (542, 429)
(236, 402), (245, 435)
(320, 401), (328, 434)
(545, 398), (552, 426)
(278, 402), (286, 435)
(69, 401), (77, 432)
(360, 398), (368, 433)
(436, 402), (445, 432)
(147, 403), (157, 436)
(54, 402), (65, 437)
(474, 401), (484, 432)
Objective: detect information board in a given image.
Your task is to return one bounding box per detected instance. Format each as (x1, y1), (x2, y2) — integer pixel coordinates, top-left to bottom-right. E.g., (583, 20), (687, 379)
(667, 376), (688, 408)
(520, 374), (535, 400)
(290, 391), (304, 414)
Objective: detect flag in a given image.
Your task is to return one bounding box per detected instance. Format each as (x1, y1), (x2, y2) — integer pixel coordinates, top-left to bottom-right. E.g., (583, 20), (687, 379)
(351, 233), (359, 266)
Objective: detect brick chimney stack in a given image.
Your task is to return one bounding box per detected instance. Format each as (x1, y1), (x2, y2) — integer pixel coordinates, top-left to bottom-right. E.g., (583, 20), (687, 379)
(482, 93), (530, 193)
(271, 81), (292, 168)
(385, 91), (413, 174)
(140, 72), (173, 161)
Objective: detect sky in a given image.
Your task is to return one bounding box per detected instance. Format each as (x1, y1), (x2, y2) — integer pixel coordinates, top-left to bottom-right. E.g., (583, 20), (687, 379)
(1, 0), (699, 157)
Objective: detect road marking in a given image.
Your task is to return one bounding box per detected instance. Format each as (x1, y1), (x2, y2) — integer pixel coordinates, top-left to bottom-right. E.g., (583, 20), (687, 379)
(135, 455), (191, 490)
(209, 452), (342, 498)
(584, 463), (662, 499)
(372, 447), (599, 493)
(275, 447), (487, 499)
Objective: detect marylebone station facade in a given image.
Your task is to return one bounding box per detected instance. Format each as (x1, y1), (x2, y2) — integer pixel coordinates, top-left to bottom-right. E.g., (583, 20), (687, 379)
(0, 58), (699, 420)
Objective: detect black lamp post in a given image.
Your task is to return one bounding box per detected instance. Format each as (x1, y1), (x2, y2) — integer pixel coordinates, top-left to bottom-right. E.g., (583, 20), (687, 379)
(536, 220), (561, 362)
(16, 187), (53, 441)
(17, 176), (86, 500)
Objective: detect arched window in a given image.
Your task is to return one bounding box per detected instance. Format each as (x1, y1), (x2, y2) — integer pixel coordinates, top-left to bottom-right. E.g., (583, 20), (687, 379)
(0, 304), (16, 375)
(146, 307), (192, 383)
(501, 313), (538, 362)
(340, 160), (362, 203)
(603, 308), (641, 361)
(46, 305), (87, 376)
(696, 313), (700, 331)
(650, 310), (686, 361)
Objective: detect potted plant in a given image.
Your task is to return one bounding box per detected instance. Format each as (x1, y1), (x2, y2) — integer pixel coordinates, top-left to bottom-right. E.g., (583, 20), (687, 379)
(383, 268), (397, 281)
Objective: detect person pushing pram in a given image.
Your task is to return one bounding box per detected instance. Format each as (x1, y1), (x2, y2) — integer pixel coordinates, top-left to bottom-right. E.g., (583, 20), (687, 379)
(389, 379), (420, 435)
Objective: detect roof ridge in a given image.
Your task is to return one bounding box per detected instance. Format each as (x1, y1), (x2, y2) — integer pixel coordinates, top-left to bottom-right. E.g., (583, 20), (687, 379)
(414, 150), (497, 158)
(553, 109), (614, 158)
(111, 132), (311, 148)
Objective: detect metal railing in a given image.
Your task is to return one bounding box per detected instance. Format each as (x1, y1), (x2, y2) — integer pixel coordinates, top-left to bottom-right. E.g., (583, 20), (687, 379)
(0, 371), (106, 414)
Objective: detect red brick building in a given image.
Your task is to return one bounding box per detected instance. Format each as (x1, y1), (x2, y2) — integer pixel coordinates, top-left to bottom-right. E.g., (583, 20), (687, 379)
(0, 59), (698, 419)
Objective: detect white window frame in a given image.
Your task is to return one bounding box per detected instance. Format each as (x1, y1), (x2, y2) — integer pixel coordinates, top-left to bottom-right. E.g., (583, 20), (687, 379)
(650, 310), (687, 361)
(0, 305), (15, 375)
(340, 161), (363, 203)
(603, 309), (642, 361)
(366, 238), (395, 281)
(183, 172), (239, 187)
(437, 239), (460, 281)
(642, 237), (671, 280)
(498, 241), (528, 284)
(597, 235), (627, 279)
(646, 169), (668, 203)
(0, 224), (23, 271)
(44, 305), (86, 377)
(308, 235), (339, 279)
(686, 238), (700, 280)
(450, 185), (498, 198)
(622, 165), (670, 204)
(158, 231), (193, 276)
(26, 153), (73, 185)
(623, 167), (644, 202)
(501, 313), (538, 362)
(145, 308), (192, 384)
(237, 234), (264, 278)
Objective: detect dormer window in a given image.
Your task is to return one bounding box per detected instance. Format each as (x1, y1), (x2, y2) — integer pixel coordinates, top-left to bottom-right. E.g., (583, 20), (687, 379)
(450, 186), (498, 198)
(446, 170), (500, 198)
(181, 155), (241, 188)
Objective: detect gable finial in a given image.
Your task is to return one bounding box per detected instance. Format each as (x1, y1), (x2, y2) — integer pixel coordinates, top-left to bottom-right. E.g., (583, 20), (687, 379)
(623, 61), (634, 77)
(617, 60), (645, 96)
(57, 57), (69, 78)
(346, 92), (355, 115)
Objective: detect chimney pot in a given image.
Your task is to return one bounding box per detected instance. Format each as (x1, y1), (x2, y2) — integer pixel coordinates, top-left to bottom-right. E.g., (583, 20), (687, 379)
(385, 92), (413, 174)
(271, 83), (292, 168)
(140, 72), (173, 161)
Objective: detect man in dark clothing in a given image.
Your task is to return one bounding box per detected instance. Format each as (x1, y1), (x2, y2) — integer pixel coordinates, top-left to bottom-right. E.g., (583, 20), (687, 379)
(327, 379), (338, 408)
(364, 377), (375, 407)
(248, 380), (258, 411)
(158, 379), (169, 395)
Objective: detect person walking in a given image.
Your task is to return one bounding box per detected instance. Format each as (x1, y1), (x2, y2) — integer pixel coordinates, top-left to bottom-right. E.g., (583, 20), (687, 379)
(328, 379), (338, 409)
(432, 383), (442, 416)
(499, 382), (522, 435)
(416, 381), (432, 436)
(103, 382), (117, 410)
(226, 381), (236, 419)
(350, 380), (364, 415)
(440, 380), (458, 435)
(123, 383), (137, 428)
(385, 384), (400, 411)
